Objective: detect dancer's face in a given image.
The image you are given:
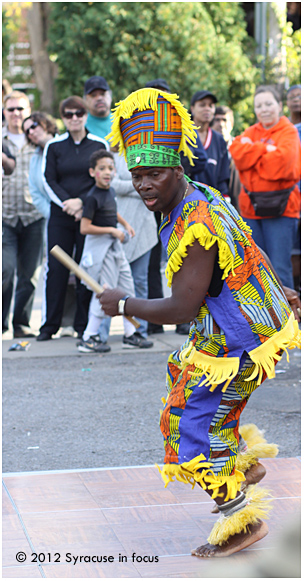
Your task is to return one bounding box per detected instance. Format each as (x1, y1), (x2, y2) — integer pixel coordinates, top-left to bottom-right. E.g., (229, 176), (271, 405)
(131, 166), (185, 216)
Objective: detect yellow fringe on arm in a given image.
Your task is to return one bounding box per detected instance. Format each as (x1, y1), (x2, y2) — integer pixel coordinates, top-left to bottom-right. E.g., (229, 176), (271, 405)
(106, 88), (198, 165)
(165, 223), (235, 288)
(207, 484), (272, 546)
(156, 453), (245, 501)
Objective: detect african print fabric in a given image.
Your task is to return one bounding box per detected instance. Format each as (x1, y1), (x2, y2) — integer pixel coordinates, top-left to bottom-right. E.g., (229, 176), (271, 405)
(159, 182), (300, 390)
(157, 182), (300, 497)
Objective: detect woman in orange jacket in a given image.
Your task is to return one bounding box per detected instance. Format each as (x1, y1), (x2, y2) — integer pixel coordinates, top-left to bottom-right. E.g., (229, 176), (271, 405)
(230, 85), (301, 288)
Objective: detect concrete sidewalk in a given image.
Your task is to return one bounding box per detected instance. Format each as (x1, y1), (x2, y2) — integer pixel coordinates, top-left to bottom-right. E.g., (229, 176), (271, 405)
(3, 262), (182, 359)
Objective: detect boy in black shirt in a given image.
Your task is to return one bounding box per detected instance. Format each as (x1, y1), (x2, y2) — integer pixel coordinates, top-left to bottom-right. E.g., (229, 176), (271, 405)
(78, 150), (150, 352)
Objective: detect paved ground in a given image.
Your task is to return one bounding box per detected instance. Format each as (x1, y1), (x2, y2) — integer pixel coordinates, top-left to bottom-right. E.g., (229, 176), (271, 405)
(2, 268), (301, 474)
(3, 331), (301, 474)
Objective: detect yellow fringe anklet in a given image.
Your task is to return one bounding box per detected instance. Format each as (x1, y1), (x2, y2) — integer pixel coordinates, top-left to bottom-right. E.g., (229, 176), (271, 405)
(237, 424), (279, 472)
(207, 484), (272, 546)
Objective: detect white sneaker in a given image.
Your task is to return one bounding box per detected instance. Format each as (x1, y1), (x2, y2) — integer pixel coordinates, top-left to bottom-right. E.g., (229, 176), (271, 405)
(58, 326), (76, 338)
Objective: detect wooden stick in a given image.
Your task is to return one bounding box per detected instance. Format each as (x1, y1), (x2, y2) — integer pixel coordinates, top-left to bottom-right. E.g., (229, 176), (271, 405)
(50, 245), (140, 329)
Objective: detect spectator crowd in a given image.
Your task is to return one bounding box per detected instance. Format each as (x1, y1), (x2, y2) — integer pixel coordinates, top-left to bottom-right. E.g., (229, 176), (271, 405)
(2, 76), (301, 352)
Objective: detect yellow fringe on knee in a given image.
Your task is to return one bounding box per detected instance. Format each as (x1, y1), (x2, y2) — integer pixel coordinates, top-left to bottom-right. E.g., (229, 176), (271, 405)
(156, 453), (245, 501)
(207, 484), (272, 546)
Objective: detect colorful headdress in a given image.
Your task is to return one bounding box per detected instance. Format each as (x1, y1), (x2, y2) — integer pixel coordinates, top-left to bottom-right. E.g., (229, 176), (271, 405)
(106, 88), (198, 170)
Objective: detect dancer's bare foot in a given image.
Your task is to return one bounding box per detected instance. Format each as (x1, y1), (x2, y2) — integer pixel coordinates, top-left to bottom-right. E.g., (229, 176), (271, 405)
(191, 520), (268, 558)
(211, 462), (266, 513)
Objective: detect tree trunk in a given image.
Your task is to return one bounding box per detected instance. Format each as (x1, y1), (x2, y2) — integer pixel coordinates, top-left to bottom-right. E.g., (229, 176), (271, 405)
(26, 2), (57, 114)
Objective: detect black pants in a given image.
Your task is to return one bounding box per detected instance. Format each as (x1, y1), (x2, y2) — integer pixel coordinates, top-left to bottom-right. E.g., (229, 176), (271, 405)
(2, 218), (44, 332)
(148, 212), (163, 300)
(40, 210), (91, 335)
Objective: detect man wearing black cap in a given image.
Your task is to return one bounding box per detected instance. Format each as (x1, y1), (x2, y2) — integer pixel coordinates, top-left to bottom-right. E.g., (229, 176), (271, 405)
(190, 90), (230, 199)
(145, 78), (171, 93)
(84, 76), (112, 139)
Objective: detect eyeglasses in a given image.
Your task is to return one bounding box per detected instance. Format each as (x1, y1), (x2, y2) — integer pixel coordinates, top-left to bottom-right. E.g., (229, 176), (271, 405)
(63, 110), (86, 119)
(24, 121), (39, 136)
(6, 106), (25, 112)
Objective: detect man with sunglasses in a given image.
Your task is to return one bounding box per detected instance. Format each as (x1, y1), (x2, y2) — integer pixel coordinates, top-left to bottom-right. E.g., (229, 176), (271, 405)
(2, 91), (45, 338)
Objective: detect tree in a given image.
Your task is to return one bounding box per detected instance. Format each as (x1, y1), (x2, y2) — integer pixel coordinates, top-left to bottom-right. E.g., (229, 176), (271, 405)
(47, 2), (260, 130)
(26, 2), (56, 113)
(2, 7), (15, 71)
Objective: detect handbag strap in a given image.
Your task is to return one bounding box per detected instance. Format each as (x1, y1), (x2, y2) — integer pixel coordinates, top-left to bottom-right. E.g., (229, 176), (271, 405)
(244, 186), (294, 196)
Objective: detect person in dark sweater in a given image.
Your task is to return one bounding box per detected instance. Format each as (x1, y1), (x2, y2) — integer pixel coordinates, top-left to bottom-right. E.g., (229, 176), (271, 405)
(78, 150), (153, 352)
(190, 90), (230, 200)
(37, 96), (109, 341)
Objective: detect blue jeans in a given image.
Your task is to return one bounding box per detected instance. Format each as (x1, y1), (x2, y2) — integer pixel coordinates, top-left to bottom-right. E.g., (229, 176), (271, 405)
(98, 250), (151, 341)
(245, 217), (298, 289)
(2, 218), (45, 331)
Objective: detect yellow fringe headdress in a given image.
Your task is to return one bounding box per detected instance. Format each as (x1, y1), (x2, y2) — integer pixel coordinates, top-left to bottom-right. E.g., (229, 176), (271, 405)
(106, 88), (198, 170)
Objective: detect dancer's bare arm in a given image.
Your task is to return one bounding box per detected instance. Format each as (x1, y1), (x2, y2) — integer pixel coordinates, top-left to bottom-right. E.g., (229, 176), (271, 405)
(98, 240), (217, 325)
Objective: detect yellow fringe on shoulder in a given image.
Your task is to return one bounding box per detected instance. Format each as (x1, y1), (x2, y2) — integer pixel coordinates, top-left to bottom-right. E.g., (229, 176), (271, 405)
(207, 484), (272, 546)
(106, 88), (198, 165)
(165, 223), (235, 288)
(247, 315), (301, 384)
(156, 454), (245, 501)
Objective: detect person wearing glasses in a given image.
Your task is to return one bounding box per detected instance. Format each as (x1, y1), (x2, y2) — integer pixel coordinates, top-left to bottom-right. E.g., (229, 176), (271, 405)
(22, 112), (58, 220)
(230, 85), (301, 290)
(2, 91), (45, 338)
(37, 96), (109, 341)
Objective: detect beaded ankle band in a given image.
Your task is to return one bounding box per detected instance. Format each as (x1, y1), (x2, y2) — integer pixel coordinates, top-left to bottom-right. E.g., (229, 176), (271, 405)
(217, 491), (248, 517)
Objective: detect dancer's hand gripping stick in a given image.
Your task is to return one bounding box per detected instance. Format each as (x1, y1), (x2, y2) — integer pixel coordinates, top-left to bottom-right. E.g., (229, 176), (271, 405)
(50, 245), (140, 329)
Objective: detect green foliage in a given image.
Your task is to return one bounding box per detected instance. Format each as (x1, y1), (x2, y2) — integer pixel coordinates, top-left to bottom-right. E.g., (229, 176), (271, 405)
(47, 2), (260, 131)
(2, 7), (15, 73)
(284, 26), (301, 87)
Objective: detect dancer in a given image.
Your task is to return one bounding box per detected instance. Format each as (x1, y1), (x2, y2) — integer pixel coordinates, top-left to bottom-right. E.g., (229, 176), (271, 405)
(98, 88), (301, 557)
